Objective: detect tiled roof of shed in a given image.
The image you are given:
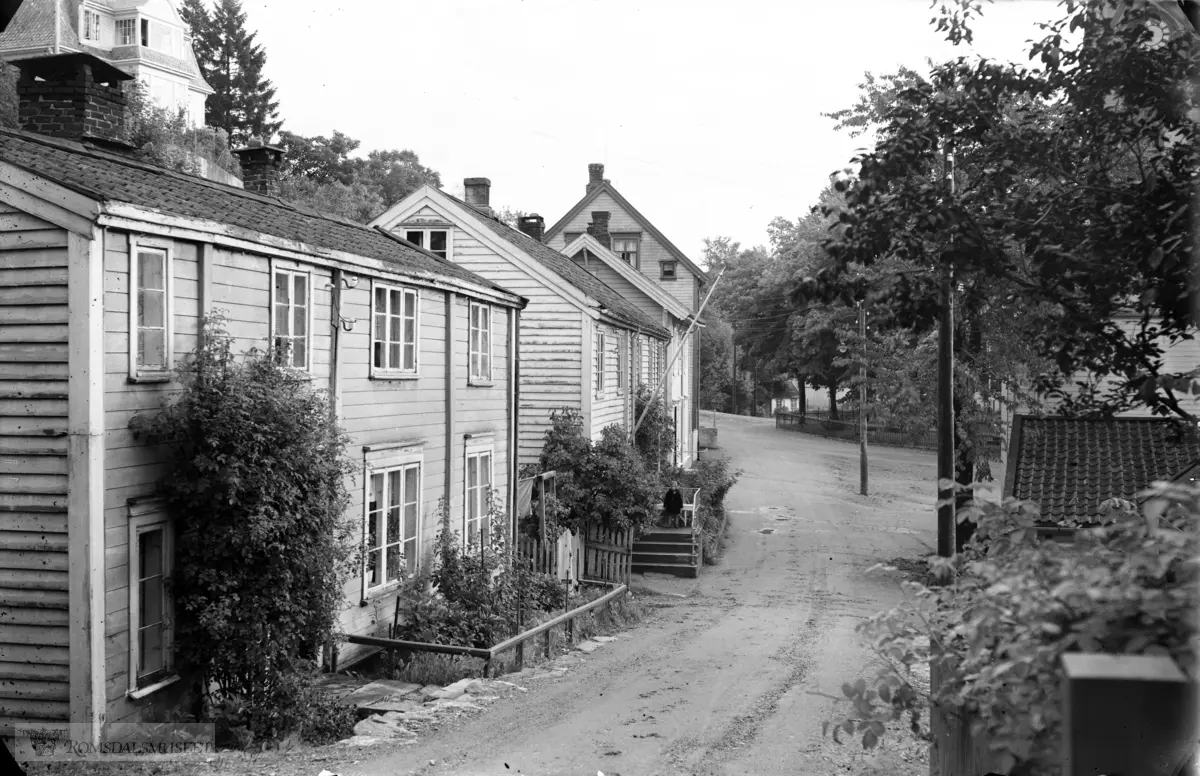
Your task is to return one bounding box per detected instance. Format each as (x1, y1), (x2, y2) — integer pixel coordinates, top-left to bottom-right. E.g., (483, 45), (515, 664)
(1003, 415), (1200, 523)
(0, 129), (515, 296)
(437, 194), (670, 340)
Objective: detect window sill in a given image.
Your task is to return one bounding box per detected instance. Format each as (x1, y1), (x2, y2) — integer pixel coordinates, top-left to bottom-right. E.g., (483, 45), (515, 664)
(128, 372), (171, 385)
(370, 372), (420, 382)
(127, 674), (180, 700)
(282, 369), (315, 382)
(361, 580), (404, 604)
(467, 378), (494, 388)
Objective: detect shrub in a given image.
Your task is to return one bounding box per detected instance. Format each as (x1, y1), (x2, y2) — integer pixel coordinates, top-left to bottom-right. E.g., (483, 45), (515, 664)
(131, 314), (356, 745)
(663, 456), (742, 561)
(824, 482), (1199, 774)
(538, 408), (658, 532)
(634, 384), (676, 472)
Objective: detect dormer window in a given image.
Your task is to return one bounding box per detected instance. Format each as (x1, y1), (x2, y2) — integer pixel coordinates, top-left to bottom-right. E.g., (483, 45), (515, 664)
(660, 261), (677, 280)
(83, 10), (101, 42)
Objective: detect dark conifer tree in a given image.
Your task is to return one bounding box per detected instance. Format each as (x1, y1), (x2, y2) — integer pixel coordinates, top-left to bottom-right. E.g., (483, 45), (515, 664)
(202, 0), (281, 143)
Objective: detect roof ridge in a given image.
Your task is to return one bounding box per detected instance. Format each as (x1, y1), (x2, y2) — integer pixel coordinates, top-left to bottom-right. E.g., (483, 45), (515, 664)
(0, 127), (397, 237)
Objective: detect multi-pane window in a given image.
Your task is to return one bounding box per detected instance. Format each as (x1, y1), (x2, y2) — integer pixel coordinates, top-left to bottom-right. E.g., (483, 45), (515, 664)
(469, 303), (492, 382)
(128, 503), (172, 693)
(366, 464), (420, 587)
(117, 18), (136, 45)
(133, 247), (168, 374)
(272, 269), (309, 369)
(465, 449), (493, 547)
(633, 336), (642, 386)
(595, 330), (606, 395)
(404, 229), (449, 260)
(373, 284), (418, 374)
(83, 10), (101, 41)
(617, 332), (627, 392)
(612, 236), (639, 265)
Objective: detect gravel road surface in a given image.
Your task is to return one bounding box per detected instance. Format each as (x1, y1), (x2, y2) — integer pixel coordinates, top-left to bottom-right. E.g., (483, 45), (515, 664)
(340, 413), (939, 776)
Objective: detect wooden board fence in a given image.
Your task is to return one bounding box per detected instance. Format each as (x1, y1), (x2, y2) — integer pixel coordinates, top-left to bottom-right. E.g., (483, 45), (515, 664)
(583, 522), (632, 585)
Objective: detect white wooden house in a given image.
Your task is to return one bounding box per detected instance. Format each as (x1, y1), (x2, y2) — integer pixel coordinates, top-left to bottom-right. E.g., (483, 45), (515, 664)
(543, 164), (709, 467)
(557, 232), (701, 467)
(0, 53), (525, 741)
(371, 179), (672, 468)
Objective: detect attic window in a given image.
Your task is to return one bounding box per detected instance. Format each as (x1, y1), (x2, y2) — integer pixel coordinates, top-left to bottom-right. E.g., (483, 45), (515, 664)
(404, 229), (450, 260)
(660, 261), (677, 280)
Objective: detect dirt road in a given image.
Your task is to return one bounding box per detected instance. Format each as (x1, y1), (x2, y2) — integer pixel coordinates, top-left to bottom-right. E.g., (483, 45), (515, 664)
(344, 413), (937, 776)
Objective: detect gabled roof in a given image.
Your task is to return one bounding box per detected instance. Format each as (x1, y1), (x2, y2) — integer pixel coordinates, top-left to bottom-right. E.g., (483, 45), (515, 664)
(1002, 415), (1200, 524)
(0, 128), (519, 300)
(545, 179), (708, 284)
(561, 233), (692, 322)
(424, 190), (669, 341)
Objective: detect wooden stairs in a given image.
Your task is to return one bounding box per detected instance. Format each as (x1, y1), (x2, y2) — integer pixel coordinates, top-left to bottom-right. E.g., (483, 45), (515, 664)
(631, 527), (702, 578)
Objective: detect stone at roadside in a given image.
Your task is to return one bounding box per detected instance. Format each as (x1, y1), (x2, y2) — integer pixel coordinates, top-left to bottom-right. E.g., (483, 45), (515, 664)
(462, 678), (489, 695)
(341, 680), (423, 714)
(594, 636), (617, 643)
(576, 640), (600, 653)
(352, 711), (419, 740)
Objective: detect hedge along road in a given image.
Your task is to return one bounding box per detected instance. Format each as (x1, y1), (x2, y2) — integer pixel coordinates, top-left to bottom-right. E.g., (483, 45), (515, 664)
(344, 412), (939, 776)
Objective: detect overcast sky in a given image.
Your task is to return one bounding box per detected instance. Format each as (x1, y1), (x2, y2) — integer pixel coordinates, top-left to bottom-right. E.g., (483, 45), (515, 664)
(240, 0), (1064, 262)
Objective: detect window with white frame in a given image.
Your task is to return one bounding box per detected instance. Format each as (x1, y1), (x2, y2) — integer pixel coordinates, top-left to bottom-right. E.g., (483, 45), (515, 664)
(83, 9), (102, 42)
(272, 267), (310, 370)
(365, 462), (420, 589)
(464, 444), (493, 548)
(595, 329), (606, 395)
(128, 501), (173, 692)
(117, 18), (136, 45)
(469, 302), (492, 382)
(612, 235), (639, 266)
(373, 283), (419, 374)
(403, 228), (450, 260)
(617, 331), (627, 393)
(130, 243), (171, 377)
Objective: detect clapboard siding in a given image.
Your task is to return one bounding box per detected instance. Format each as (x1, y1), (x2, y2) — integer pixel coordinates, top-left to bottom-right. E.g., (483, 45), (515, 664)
(568, 253), (664, 323)
(591, 322), (629, 439)
(428, 229), (584, 467)
(0, 203), (70, 729)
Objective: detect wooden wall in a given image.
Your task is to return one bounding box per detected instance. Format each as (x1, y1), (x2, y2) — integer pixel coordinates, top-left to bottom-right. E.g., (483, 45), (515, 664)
(545, 190), (700, 312)
(0, 205), (71, 731)
(403, 221), (583, 469)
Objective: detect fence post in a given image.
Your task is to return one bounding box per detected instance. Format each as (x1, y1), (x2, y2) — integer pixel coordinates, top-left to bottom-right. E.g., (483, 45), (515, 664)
(1061, 653), (1197, 776)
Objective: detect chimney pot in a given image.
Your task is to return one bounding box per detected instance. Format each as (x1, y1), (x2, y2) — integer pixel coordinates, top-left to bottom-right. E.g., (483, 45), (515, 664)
(587, 210), (611, 249)
(517, 214), (545, 242)
(587, 163), (605, 193)
(233, 142), (285, 197)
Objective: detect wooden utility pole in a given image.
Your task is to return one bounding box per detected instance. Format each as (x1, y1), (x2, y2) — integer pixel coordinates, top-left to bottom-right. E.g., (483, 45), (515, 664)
(859, 301), (868, 497)
(937, 153), (957, 558)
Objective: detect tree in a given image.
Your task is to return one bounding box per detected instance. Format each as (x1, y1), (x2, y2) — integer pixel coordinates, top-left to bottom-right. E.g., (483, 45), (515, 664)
(179, 0), (216, 78)
(811, 0), (1199, 423)
(203, 0), (280, 143)
(698, 316), (734, 411)
(124, 80), (240, 177)
(274, 130), (442, 222)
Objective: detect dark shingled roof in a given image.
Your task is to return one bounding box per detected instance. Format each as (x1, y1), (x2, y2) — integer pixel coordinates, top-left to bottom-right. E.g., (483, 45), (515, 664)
(1003, 415), (1200, 523)
(0, 129), (515, 296)
(437, 192), (670, 340)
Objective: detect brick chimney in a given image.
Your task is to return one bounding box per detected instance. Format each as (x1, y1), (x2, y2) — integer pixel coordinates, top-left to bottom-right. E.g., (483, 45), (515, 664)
(517, 214), (545, 241)
(16, 53), (134, 150)
(587, 163), (606, 193)
(587, 211), (611, 249)
(464, 177), (495, 217)
(233, 137), (284, 197)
